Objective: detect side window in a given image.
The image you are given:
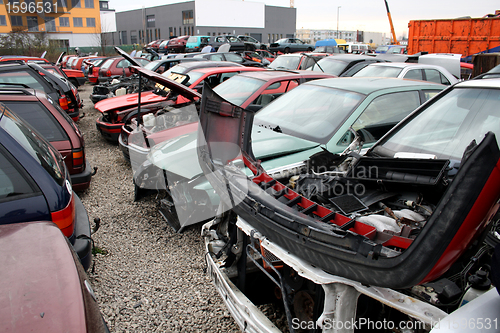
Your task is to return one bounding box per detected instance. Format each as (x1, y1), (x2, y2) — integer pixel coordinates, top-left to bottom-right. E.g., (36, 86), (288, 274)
(0, 70), (47, 91)
(403, 69), (423, 81)
(209, 54), (224, 61)
(424, 69), (451, 85)
(224, 53), (243, 63)
(0, 146), (35, 201)
(347, 91), (421, 144)
(220, 72), (237, 82)
(422, 90), (442, 102)
(116, 60), (130, 68)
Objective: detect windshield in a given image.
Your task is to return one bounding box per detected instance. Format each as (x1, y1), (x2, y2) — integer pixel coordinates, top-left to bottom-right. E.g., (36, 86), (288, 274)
(268, 56), (300, 70)
(254, 83), (364, 144)
(0, 103), (65, 185)
(380, 87), (500, 161)
(376, 46), (389, 52)
(100, 58), (114, 69)
(213, 75), (265, 106)
(354, 65), (403, 78)
(310, 58), (348, 76)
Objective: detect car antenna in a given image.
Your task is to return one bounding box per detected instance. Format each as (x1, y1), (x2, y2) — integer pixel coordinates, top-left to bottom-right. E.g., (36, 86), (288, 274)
(301, 53), (324, 72)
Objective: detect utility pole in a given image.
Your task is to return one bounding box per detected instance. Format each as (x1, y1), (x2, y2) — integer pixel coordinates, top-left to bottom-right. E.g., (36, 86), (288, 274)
(337, 6), (341, 39)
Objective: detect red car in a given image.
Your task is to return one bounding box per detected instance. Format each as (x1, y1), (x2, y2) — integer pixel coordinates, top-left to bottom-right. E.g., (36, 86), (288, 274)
(0, 87), (93, 191)
(119, 69), (336, 169)
(96, 63), (263, 142)
(97, 57), (150, 83)
(167, 36), (189, 53)
(0, 221), (108, 332)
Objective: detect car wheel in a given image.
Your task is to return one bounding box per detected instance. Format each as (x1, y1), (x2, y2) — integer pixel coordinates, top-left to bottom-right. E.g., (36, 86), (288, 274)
(284, 47), (290, 54)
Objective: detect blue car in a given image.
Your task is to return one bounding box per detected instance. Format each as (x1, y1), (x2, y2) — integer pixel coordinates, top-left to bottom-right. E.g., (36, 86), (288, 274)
(0, 103), (92, 270)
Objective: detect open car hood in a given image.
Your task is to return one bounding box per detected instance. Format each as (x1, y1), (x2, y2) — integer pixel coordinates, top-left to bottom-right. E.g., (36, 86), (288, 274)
(197, 83), (500, 289)
(95, 65), (201, 113)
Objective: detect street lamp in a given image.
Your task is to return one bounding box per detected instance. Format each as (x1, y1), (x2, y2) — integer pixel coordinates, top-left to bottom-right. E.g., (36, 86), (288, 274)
(337, 6), (341, 39)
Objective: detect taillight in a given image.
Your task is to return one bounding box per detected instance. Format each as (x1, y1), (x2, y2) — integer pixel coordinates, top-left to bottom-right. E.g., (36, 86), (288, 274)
(106, 70), (111, 77)
(51, 193), (75, 237)
(93, 68), (98, 75)
(72, 148), (84, 168)
(59, 96), (69, 110)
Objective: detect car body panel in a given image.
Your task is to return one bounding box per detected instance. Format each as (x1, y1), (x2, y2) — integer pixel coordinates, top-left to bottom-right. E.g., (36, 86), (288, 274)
(269, 38), (315, 53)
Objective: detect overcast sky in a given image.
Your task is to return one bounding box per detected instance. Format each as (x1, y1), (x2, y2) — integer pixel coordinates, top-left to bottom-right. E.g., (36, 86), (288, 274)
(108, 0), (499, 38)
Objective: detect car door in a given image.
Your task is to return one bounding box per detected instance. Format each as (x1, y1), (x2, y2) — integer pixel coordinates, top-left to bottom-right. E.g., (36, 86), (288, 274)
(250, 79), (300, 108)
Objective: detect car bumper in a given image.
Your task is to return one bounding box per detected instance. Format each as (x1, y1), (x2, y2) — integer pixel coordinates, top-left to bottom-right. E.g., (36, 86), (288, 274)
(71, 160), (93, 192)
(75, 76), (87, 86)
(67, 109), (79, 122)
(72, 192), (93, 271)
(118, 134), (149, 170)
(96, 116), (123, 142)
(88, 76), (98, 84)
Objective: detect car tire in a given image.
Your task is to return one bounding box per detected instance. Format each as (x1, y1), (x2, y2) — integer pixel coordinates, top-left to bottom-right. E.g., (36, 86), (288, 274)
(284, 47), (290, 54)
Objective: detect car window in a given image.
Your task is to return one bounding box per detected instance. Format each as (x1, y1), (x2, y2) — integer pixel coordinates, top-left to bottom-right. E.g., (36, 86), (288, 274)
(0, 147), (36, 200)
(382, 87), (500, 161)
(100, 59), (114, 70)
(347, 90), (421, 144)
(403, 69), (424, 81)
(268, 56), (301, 70)
(2, 101), (68, 142)
(136, 58), (150, 66)
(354, 65), (403, 78)
(228, 36), (240, 43)
(224, 53), (243, 63)
(0, 104), (65, 185)
(424, 69), (451, 85)
(0, 70), (49, 91)
(423, 90), (442, 101)
(213, 75), (266, 106)
(209, 54), (224, 61)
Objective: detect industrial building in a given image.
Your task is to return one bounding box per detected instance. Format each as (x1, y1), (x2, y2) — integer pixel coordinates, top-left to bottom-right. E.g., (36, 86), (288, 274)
(108, 0), (296, 46)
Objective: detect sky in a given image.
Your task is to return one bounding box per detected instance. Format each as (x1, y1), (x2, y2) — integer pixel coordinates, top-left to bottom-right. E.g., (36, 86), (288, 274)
(108, 0), (499, 39)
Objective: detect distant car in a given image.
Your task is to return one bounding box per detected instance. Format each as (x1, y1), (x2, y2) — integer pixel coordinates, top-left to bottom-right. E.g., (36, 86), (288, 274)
(167, 36), (189, 53)
(193, 52), (264, 67)
(309, 54), (385, 76)
(158, 40), (170, 54)
(98, 56), (151, 83)
(0, 55), (50, 64)
(0, 60), (80, 120)
(0, 88), (93, 191)
(150, 39), (165, 52)
(268, 52), (330, 70)
(210, 35), (248, 52)
(0, 221), (109, 333)
(269, 38), (314, 53)
(185, 35), (210, 53)
(0, 104), (93, 270)
(353, 62), (459, 85)
(237, 35), (267, 50)
(375, 44), (407, 54)
(86, 57), (117, 84)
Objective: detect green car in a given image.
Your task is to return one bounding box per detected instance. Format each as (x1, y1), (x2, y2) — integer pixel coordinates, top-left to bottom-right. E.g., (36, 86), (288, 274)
(135, 77), (445, 231)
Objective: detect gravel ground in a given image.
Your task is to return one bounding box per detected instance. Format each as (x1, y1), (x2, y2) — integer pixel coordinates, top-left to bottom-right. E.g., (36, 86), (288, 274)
(76, 84), (240, 332)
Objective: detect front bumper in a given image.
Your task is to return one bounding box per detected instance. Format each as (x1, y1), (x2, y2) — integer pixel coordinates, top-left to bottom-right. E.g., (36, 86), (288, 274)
(118, 132), (150, 169)
(95, 116), (123, 142)
(70, 160), (93, 192)
(72, 192), (93, 271)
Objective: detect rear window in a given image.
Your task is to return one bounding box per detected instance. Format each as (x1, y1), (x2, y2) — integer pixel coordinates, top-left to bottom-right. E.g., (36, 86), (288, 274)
(187, 36), (198, 43)
(0, 70), (49, 91)
(2, 101), (68, 141)
(0, 147), (35, 200)
(100, 59), (115, 70)
(0, 103), (65, 185)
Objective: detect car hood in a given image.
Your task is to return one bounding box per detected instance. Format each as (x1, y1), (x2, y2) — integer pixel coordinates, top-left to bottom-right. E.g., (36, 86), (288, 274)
(95, 91), (164, 113)
(148, 120), (319, 180)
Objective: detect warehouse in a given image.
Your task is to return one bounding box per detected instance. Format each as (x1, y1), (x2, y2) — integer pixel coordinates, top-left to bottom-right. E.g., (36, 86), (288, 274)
(111, 0), (296, 46)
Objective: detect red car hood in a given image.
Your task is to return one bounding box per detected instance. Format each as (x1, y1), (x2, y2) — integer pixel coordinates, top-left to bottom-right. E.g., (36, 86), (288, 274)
(147, 121), (198, 145)
(95, 91), (166, 113)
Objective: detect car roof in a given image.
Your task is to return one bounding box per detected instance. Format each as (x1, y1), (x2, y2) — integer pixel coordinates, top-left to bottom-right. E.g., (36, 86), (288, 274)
(174, 60), (244, 70)
(235, 69), (335, 80)
(455, 77), (500, 88)
(308, 77), (443, 95)
(322, 54), (380, 61)
(364, 62), (447, 70)
(188, 66), (264, 74)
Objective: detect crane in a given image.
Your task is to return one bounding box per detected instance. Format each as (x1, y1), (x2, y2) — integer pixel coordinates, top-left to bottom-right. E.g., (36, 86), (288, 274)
(384, 0), (399, 45)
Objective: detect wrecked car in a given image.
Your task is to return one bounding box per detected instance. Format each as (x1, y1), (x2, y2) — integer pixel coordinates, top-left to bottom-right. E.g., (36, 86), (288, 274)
(133, 77), (444, 232)
(199, 78), (500, 332)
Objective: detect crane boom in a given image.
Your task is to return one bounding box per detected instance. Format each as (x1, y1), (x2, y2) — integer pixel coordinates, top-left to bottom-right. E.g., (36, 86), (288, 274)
(384, 0), (399, 45)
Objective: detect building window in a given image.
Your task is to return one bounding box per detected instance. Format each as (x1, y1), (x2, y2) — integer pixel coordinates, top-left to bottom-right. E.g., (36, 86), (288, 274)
(27, 16), (38, 31)
(99, 1), (108, 9)
(59, 17), (69, 26)
(130, 31), (137, 44)
(121, 31), (127, 44)
(45, 17), (56, 31)
(57, 0), (65, 8)
(182, 10), (193, 25)
(173, 27), (176, 36)
(11, 15), (23, 26)
(169, 27), (172, 37)
(72, 0), (81, 8)
(84, 0), (93, 8)
(0, 16), (6, 26)
(73, 17), (83, 27)
(146, 15), (155, 28)
(86, 17), (95, 27)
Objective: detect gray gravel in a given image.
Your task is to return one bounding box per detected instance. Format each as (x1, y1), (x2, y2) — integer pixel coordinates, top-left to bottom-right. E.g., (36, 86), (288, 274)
(76, 84), (240, 332)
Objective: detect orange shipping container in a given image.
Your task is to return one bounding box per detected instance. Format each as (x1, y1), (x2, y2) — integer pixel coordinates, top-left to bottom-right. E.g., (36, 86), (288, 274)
(408, 17), (500, 59)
